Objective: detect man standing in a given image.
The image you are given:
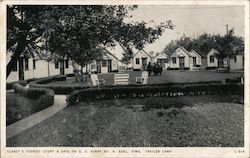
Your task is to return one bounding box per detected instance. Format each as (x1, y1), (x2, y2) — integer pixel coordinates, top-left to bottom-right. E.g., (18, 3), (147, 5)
(147, 62), (152, 76)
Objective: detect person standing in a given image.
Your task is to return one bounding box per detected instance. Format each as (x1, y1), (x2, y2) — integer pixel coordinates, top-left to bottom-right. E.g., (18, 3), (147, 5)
(147, 62), (152, 76)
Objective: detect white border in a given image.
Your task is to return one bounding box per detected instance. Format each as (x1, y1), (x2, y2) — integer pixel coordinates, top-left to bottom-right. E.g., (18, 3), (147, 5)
(0, 1), (249, 158)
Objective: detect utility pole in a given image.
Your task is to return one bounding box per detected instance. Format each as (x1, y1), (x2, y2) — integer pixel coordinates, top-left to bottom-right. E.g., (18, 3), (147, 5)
(225, 24), (230, 69)
(225, 24), (229, 35)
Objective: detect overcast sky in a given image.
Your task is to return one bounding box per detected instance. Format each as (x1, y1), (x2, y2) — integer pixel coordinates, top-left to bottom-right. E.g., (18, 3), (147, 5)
(108, 5), (244, 59)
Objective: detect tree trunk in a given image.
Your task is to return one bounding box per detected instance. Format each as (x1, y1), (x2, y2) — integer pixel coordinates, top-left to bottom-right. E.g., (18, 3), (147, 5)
(80, 66), (83, 75)
(60, 60), (65, 75)
(6, 36), (27, 78)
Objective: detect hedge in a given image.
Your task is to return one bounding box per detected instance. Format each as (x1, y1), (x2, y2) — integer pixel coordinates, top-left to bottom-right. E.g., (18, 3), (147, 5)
(66, 83), (244, 105)
(28, 75), (86, 94)
(6, 78), (37, 90)
(13, 83), (54, 110)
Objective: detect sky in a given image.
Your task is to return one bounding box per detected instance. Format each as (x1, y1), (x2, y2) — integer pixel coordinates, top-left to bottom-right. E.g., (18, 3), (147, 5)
(107, 5), (244, 59)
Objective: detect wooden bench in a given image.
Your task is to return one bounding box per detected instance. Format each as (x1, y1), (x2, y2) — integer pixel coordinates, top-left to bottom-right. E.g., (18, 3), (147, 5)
(90, 74), (105, 87)
(136, 71), (148, 84)
(114, 73), (129, 85)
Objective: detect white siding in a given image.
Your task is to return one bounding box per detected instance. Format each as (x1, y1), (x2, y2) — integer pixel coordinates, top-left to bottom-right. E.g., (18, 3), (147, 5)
(33, 60), (49, 78)
(207, 49), (218, 67)
(65, 60), (74, 74)
(230, 55), (243, 70)
(132, 50), (151, 70)
(170, 48), (191, 69)
(106, 53), (118, 71)
(190, 50), (202, 66)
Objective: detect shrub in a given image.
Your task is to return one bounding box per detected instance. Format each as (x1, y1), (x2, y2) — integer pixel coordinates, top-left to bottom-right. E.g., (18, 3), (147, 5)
(13, 83), (54, 109)
(66, 73), (75, 77)
(205, 66), (217, 70)
(67, 83), (243, 105)
(6, 78), (37, 90)
(29, 75), (90, 94)
(225, 78), (241, 84)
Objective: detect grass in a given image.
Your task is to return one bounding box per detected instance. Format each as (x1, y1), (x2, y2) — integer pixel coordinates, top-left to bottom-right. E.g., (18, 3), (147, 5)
(6, 92), (37, 126)
(98, 70), (243, 85)
(7, 95), (244, 147)
(41, 70), (242, 87)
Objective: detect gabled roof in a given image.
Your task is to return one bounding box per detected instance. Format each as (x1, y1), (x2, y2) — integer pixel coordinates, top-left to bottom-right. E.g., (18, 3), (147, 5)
(154, 52), (169, 59)
(170, 46), (193, 57)
(190, 50), (201, 57)
(177, 46), (193, 57)
(132, 49), (152, 58)
(208, 48), (219, 55)
(102, 48), (118, 60)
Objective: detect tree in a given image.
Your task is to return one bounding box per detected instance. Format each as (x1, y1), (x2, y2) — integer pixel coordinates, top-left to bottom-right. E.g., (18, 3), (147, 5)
(7, 5), (55, 78)
(120, 45), (133, 66)
(46, 6), (174, 71)
(214, 29), (244, 60)
(162, 30), (244, 61)
(7, 5), (174, 78)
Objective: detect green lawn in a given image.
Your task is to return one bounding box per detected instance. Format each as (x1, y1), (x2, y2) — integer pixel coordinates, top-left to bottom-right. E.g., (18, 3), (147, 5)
(98, 70), (243, 85)
(6, 92), (37, 125)
(7, 95), (244, 147)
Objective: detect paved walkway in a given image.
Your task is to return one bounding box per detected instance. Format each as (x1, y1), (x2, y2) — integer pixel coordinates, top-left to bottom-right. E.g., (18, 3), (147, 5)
(6, 95), (67, 139)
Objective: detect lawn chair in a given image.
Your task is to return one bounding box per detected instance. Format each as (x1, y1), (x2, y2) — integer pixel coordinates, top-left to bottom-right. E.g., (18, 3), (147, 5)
(136, 71), (148, 84)
(90, 74), (105, 87)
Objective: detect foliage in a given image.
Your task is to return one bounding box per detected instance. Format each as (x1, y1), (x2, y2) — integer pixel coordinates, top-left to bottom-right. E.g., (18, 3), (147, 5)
(7, 5), (174, 77)
(67, 83), (243, 105)
(163, 30), (244, 59)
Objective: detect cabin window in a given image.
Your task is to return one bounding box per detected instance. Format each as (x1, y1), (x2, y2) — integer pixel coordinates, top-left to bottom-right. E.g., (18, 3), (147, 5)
(102, 60), (107, 67)
(13, 61), (17, 71)
(33, 59), (36, 69)
(210, 56), (214, 63)
(136, 58), (140, 64)
(65, 60), (69, 68)
(55, 62), (59, 69)
(25, 58), (29, 71)
(172, 57), (176, 64)
(91, 64), (96, 69)
(234, 56), (237, 63)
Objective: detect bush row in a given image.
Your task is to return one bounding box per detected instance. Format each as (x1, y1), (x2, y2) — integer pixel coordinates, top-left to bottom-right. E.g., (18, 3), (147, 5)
(225, 77), (242, 84)
(67, 83), (244, 105)
(13, 83), (54, 110)
(6, 78), (37, 90)
(28, 75), (83, 94)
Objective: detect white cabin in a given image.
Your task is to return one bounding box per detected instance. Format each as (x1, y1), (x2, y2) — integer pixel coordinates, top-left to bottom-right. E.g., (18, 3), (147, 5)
(153, 53), (170, 69)
(169, 46), (194, 70)
(229, 53), (244, 70)
(207, 48), (219, 68)
(7, 51), (74, 83)
(189, 50), (202, 68)
(132, 50), (152, 70)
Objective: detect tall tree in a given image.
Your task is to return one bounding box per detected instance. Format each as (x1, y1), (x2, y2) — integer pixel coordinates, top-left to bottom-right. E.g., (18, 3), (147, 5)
(47, 6), (174, 68)
(7, 5), (174, 78)
(7, 5), (53, 78)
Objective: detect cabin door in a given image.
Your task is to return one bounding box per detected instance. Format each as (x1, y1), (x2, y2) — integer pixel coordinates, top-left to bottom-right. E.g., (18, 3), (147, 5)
(60, 61), (65, 75)
(179, 57), (185, 70)
(97, 61), (101, 73)
(108, 60), (112, 72)
(141, 58), (147, 70)
(193, 57), (197, 67)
